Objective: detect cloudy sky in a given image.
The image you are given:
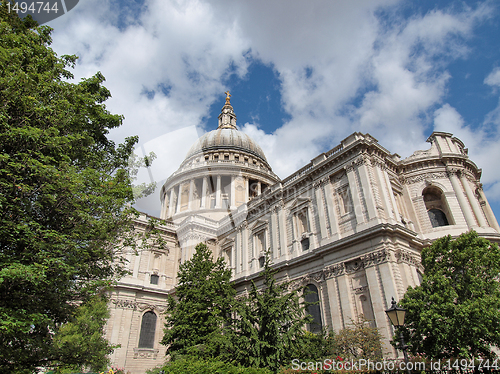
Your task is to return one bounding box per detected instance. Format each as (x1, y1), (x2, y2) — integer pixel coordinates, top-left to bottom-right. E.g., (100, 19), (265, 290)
(47, 0), (500, 219)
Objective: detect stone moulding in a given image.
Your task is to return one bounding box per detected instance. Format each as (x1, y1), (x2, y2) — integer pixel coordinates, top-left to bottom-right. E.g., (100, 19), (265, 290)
(133, 348), (159, 359)
(285, 247), (421, 288)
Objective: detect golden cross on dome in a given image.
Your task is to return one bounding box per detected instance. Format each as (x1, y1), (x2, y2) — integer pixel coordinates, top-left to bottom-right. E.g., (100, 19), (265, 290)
(225, 91), (231, 104)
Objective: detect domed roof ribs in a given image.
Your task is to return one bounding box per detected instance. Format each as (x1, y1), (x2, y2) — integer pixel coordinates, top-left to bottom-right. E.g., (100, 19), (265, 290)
(218, 91), (237, 130)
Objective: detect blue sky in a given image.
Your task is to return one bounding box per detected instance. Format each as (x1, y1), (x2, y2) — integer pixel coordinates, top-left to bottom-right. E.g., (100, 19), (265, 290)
(47, 0), (500, 219)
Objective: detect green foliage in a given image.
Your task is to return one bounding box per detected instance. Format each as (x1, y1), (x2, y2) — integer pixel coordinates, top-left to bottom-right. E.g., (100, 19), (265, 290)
(284, 319), (382, 371)
(0, 4), (164, 372)
(231, 252), (310, 373)
(161, 243), (236, 357)
(290, 329), (337, 362)
(51, 296), (115, 373)
(400, 231), (500, 359)
(147, 357), (272, 374)
(335, 317), (383, 361)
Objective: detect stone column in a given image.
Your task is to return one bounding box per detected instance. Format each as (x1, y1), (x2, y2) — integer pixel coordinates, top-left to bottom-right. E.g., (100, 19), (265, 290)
(216, 175), (222, 208)
(374, 164), (395, 222)
(244, 177), (249, 202)
(257, 181), (261, 195)
(271, 207), (279, 259)
(306, 204), (317, 249)
(460, 174), (487, 227)
(314, 181), (328, 241)
(235, 229), (242, 274)
(242, 224), (249, 274)
(449, 170), (475, 227)
(230, 240), (236, 274)
(357, 159), (378, 221)
(323, 180), (340, 239)
(345, 164), (365, 224)
(291, 211), (299, 253)
(176, 184), (182, 214)
(478, 188), (500, 231)
(230, 175), (236, 209)
(201, 177), (207, 209)
(168, 189), (175, 217)
(364, 263), (397, 356)
(383, 171), (400, 223)
(278, 203), (288, 259)
(188, 179), (195, 211)
(336, 273), (356, 328)
(325, 275), (344, 331)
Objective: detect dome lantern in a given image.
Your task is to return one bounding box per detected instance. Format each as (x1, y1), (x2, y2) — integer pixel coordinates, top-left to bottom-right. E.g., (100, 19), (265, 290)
(218, 91), (237, 129)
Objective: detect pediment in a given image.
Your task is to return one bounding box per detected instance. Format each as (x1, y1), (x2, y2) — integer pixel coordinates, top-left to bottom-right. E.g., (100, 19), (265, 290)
(219, 237), (235, 248)
(248, 219), (268, 231)
(289, 197), (310, 210)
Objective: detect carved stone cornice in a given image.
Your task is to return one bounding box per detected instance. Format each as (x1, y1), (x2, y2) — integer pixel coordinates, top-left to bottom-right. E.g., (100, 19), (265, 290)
(345, 259), (364, 273)
(401, 171), (448, 185)
(137, 302), (166, 313)
(330, 171), (346, 183)
(344, 163), (355, 174)
(133, 348), (159, 359)
(361, 249), (389, 267)
(313, 177), (329, 189)
(111, 298), (167, 313)
(353, 285), (369, 294)
(324, 263), (346, 279)
(303, 271), (325, 284)
(286, 270), (325, 291)
(111, 299), (136, 309)
(395, 249), (420, 267)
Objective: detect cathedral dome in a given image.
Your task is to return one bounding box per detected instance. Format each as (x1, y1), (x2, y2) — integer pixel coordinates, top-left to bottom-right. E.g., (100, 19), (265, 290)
(160, 93), (280, 222)
(185, 128), (267, 162)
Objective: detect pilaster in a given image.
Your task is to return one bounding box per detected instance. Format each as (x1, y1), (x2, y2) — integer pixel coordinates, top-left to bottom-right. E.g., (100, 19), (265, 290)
(460, 174), (487, 227)
(230, 175), (236, 209)
(188, 179), (195, 211)
(201, 177), (207, 209)
(176, 184), (182, 214)
(314, 181), (328, 241)
(449, 169), (475, 227)
(345, 164), (365, 225)
(478, 188), (500, 231)
(357, 158), (378, 221)
(216, 175), (222, 208)
(323, 180), (340, 239)
(168, 189), (175, 217)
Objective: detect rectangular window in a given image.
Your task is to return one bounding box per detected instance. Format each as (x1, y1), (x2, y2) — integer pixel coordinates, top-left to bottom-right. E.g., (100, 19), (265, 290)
(339, 187), (353, 215)
(150, 274), (159, 285)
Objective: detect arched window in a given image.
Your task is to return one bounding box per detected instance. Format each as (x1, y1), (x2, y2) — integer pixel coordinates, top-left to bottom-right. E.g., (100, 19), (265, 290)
(304, 284), (322, 333)
(138, 311), (157, 348)
(423, 186), (452, 227)
(428, 208), (449, 228)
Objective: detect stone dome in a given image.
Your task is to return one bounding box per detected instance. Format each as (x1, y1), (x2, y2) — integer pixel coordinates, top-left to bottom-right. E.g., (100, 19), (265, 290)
(185, 127), (268, 162)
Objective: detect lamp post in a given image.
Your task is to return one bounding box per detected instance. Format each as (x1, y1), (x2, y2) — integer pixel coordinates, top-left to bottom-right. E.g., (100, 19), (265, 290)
(385, 297), (410, 374)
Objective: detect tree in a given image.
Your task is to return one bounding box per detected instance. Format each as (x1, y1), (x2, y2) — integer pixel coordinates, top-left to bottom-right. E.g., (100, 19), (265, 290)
(231, 253), (310, 373)
(147, 357), (272, 374)
(0, 5), (159, 372)
(400, 231), (500, 359)
(335, 317), (383, 361)
(51, 295), (115, 373)
(161, 243), (236, 357)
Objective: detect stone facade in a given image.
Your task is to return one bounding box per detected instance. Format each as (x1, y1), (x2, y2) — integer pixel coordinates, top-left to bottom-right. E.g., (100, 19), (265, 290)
(107, 96), (500, 373)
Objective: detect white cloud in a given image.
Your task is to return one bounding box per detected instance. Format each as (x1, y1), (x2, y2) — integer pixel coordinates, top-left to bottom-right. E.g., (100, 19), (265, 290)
(49, 0), (252, 146)
(485, 67), (500, 87)
(47, 0), (499, 207)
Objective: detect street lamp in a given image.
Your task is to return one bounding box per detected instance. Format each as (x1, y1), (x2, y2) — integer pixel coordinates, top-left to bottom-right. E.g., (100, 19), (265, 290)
(385, 297), (410, 373)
